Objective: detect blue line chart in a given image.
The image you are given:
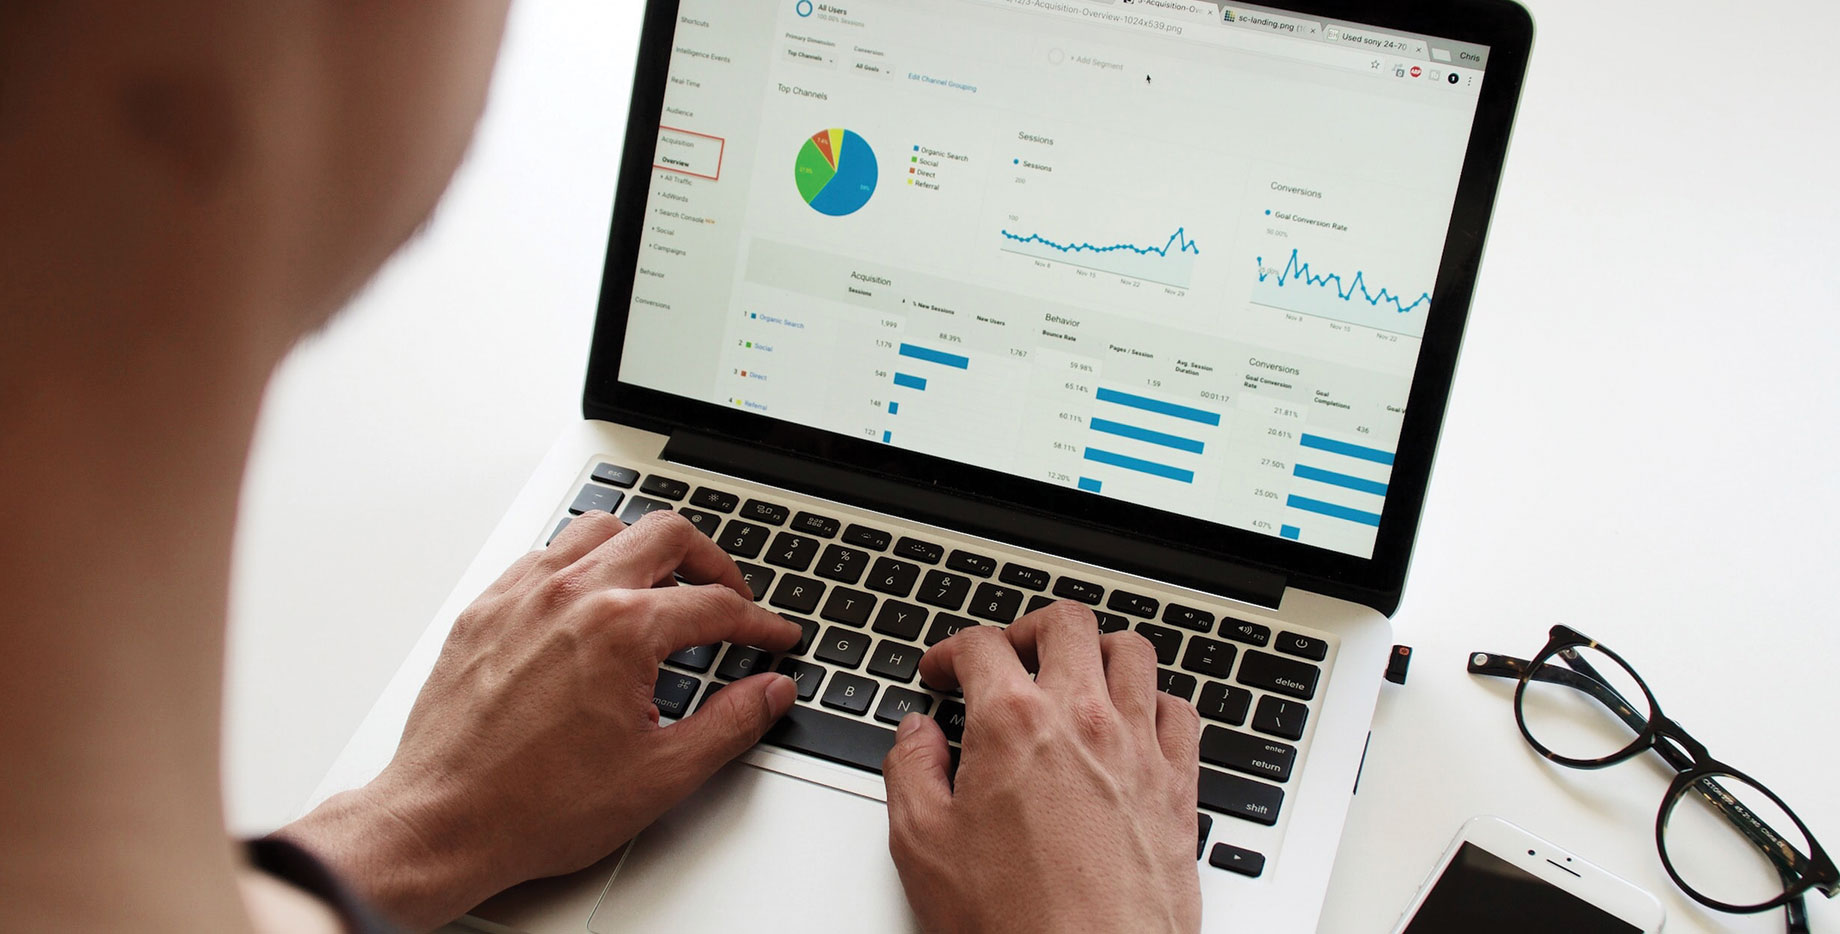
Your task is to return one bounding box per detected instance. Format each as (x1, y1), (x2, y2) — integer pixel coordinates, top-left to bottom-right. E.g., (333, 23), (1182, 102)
(1255, 248), (1430, 319)
(998, 225), (1201, 289)
(999, 227), (1202, 259)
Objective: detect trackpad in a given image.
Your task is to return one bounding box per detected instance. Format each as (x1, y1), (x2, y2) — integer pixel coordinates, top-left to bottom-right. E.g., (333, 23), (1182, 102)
(588, 760), (918, 933)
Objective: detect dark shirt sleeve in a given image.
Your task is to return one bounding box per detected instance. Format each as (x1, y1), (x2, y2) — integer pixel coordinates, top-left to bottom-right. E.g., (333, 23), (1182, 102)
(246, 836), (404, 934)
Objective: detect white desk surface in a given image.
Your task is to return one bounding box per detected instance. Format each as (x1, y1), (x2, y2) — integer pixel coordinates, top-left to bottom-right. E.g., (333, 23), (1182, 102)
(225, 1), (1840, 931)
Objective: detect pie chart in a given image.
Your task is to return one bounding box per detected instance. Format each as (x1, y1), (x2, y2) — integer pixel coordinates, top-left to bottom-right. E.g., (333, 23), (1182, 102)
(795, 128), (878, 217)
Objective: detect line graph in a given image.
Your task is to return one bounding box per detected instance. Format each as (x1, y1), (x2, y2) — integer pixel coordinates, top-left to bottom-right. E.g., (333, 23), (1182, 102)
(999, 226), (1201, 289)
(1253, 248), (1431, 337)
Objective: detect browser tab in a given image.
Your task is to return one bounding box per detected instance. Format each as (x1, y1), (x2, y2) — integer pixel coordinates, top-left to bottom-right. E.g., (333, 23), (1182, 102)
(1323, 23), (1428, 59)
(1428, 40), (1489, 68)
(1219, 5), (1321, 39)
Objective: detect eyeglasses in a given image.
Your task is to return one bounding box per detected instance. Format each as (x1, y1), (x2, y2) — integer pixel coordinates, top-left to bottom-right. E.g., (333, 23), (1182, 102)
(1469, 625), (1838, 934)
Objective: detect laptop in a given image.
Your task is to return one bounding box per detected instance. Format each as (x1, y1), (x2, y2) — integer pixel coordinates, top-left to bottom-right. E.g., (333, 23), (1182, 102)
(309, 0), (1530, 930)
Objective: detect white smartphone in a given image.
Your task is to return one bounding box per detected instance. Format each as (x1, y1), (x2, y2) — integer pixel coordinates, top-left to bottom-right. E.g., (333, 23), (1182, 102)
(1389, 816), (1666, 934)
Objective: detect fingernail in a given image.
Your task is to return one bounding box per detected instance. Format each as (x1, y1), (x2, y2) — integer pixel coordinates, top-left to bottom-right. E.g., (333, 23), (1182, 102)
(765, 673), (797, 712)
(896, 712), (924, 740)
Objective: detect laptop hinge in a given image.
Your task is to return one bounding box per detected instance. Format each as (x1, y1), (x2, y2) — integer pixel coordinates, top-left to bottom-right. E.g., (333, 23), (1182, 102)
(662, 431), (1289, 610)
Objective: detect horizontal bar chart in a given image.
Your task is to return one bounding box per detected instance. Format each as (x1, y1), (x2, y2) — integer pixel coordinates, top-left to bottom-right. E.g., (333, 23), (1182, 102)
(1299, 433), (1394, 466)
(882, 430), (892, 443)
(1078, 477), (1103, 493)
(893, 372), (927, 391)
(1280, 525), (1301, 540)
(1089, 417), (1206, 454)
(1094, 387), (1222, 426)
(1293, 464), (1388, 496)
(898, 343), (970, 369)
(1084, 447), (1195, 483)
(1287, 494), (1380, 527)
(888, 401), (899, 414)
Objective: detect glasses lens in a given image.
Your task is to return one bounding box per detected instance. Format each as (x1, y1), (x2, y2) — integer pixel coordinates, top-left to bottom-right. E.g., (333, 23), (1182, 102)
(1516, 643), (1651, 762)
(1662, 771), (1810, 909)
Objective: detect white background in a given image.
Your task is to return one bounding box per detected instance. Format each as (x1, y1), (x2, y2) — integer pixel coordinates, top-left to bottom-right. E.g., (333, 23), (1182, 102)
(225, 1), (1840, 931)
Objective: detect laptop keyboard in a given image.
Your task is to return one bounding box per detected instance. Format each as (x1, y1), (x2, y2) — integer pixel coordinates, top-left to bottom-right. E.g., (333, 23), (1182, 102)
(555, 460), (1338, 878)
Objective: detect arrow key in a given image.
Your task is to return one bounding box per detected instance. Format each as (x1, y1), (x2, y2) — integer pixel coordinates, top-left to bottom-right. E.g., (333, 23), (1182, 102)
(1207, 843), (1266, 878)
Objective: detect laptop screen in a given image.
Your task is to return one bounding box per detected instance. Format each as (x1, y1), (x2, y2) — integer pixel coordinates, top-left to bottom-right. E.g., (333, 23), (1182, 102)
(616, 0), (1492, 560)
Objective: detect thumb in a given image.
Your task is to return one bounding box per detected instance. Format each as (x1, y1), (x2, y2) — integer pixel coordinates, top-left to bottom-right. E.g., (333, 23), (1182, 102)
(664, 672), (796, 778)
(882, 713), (952, 817)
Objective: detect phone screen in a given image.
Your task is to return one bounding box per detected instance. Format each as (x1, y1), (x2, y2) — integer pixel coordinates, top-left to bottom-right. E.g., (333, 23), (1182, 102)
(1402, 843), (1641, 934)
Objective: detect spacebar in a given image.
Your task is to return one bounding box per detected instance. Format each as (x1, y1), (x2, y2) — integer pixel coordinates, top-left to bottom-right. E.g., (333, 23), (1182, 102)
(760, 705), (899, 774)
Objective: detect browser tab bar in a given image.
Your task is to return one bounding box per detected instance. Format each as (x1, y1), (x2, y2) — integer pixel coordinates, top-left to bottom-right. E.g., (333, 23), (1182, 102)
(1323, 23), (1428, 59)
(1219, 5), (1321, 39)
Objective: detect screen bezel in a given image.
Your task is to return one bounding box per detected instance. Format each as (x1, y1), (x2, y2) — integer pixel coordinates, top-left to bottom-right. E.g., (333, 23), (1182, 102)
(582, 0), (1534, 614)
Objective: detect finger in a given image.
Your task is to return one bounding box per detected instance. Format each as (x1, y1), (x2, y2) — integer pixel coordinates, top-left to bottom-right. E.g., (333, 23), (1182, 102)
(480, 548), (547, 598)
(883, 714), (952, 823)
(1154, 691), (1202, 766)
(916, 625), (1031, 705)
(627, 584), (801, 659)
(1004, 601), (1105, 695)
(659, 672), (797, 783)
(578, 510), (751, 597)
(1100, 631), (1160, 728)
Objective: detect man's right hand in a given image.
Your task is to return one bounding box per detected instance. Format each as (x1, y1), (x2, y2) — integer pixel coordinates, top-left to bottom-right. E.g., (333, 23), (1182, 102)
(882, 602), (1203, 934)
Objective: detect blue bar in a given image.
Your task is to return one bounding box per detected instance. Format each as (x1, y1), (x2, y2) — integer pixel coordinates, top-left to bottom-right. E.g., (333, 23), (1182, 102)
(898, 343), (971, 369)
(1280, 525), (1301, 540)
(892, 372), (927, 391)
(882, 430), (892, 443)
(1287, 495), (1381, 527)
(1077, 477), (1103, 493)
(1299, 434), (1395, 466)
(1293, 464), (1388, 496)
(1089, 417), (1206, 454)
(1095, 387), (1221, 426)
(1083, 447), (1195, 483)
(888, 401), (899, 414)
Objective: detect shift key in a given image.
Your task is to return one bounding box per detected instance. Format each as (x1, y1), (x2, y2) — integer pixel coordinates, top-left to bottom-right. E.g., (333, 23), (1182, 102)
(1197, 767), (1283, 826)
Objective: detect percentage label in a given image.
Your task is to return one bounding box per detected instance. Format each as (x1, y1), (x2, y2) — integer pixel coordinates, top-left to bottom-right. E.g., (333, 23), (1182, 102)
(1254, 489), (1280, 501)
(938, 333), (964, 344)
(1259, 458), (1289, 470)
(1046, 471), (1073, 483)
(1056, 412), (1085, 424)
(1069, 362), (1095, 373)
(1271, 407), (1300, 419)
(1267, 428), (1294, 440)
(1251, 520), (1274, 530)
(1064, 382), (1090, 394)
(1051, 441), (1079, 453)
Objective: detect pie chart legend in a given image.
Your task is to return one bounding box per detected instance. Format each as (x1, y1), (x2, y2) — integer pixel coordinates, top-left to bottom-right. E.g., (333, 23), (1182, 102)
(795, 128), (878, 217)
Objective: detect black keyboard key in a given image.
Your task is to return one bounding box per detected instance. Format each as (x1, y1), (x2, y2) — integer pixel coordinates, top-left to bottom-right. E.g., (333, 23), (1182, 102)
(652, 670), (700, 718)
(1252, 696), (1309, 741)
(1197, 768), (1283, 825)
(740, 499), (789, 525)
(917, 570), (972, 611)
(1197, 681), (1253, 725)
(735, 563), (775, 601)
(765, 532), (821, 571)
(822, 672), (878, 715)
(865, 557), (922, 597)
(935, 700), (968, 743)
(842, 523), (893, 549)
(814, 626), (871, 669)
(1157, 669), (1198, 701)
(688, 487), (738, 512)
(874, 686), (933, 724)
(780, 614), (818, 655)
(1208, 843), (1266, 878)
(894, 536), (944, 564)
(639, 475), (689, 501)
(717, 520), (771, 559)
(1276, 631), (1329, 661)
(1180, 637), (1236, 679)
(1238, 651), (1320, 701)
(814, 545), (871, 585)
(967, 583), (1024, 623)
(1135, 622), (1184, 666)
(1202, 726), (1297, 783)
(547, 518), (571, 545)
(945, 550), (997, 577)
(591, 463), (639, 488)
(791, 511), (841, 537)
(999, 563), (1051, 591)
(871, 601), (929, 641)
(618, 495), (673, 524)
(760, 705), (899, 773)
(1096, 611), (1130, 634)
(1052, 577), (1104, 605)
(665, 642), (719, 673)
(570, 485), (624, 516)
(775, 657), (826, 701)
(768, 575), (825, 615)
(697, 680), (724, 710)
(1197, 813), (1213, 860)
(715, 645), (772, 681)
(1220, 618), (1272, 648)
(1163, 604), (1215, 632)
(924, 614), (982, 646)
(819, 587), (876, 627)
(867, 639), (923, 683)
(680, 508), (722, 538)
(1107, 590), (1159, 619)
(1025, 595), (1055, 614)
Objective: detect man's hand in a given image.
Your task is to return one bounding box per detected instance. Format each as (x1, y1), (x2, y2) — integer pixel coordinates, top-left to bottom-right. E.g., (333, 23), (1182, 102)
(278, 510), (801, 930)
(883, 602), (1203, 934)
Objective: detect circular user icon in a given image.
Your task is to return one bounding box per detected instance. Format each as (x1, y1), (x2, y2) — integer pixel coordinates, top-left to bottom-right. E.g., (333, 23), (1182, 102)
(796, 0), (813, 16)
(1447, 72), (1460, 84)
